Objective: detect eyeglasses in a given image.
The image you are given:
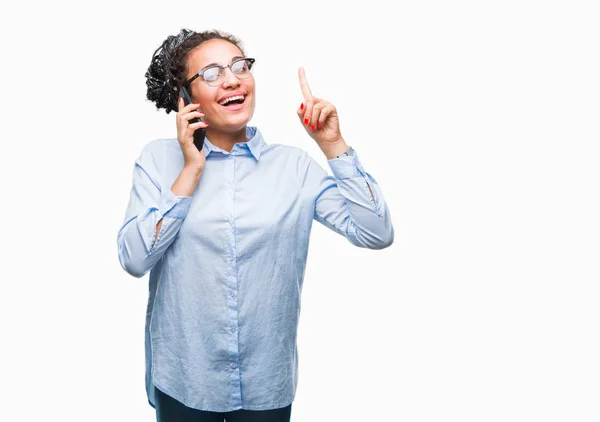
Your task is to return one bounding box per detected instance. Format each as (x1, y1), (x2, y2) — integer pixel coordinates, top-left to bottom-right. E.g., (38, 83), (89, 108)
(184, 57), (255, 88)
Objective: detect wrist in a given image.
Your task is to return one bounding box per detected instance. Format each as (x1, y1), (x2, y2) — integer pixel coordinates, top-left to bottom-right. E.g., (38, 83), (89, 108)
(321, 138), (350, 160)
(172, 166), (202, 197)
(183, 163), (204, 176)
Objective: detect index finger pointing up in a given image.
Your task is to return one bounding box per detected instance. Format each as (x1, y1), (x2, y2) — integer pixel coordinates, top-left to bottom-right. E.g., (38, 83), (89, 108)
(298, 67), (313, 100)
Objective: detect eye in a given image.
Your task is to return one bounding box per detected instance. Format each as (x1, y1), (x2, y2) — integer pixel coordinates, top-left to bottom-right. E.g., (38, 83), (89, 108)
(202, 67), (220, 82)
(231, 60), (249, 73)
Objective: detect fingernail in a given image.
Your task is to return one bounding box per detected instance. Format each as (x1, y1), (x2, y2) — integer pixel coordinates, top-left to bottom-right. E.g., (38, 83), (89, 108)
(304, 118), (309, 124)
(318, 123), (322, 128)
(310, 125), (315, 130)
(300, 103), (304, 110)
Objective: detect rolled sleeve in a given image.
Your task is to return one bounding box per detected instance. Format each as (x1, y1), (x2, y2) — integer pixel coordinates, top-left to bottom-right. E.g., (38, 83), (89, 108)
(117, 143), (192, 277)
(159, 188), (192, 219)
(327, 153), (366, 180)
(303, 150), (394, 249)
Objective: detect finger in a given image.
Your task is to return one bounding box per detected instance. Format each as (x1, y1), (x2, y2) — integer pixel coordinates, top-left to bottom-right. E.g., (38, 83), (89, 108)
(178, 99), (201, 114)
(183, 110), (205, 122)
(298, 67), (313, 101)
(317, 104), (335, 128)
(178, 108), (202, 127)
(186, 120), (209, 139)
(302, 98), (315, 127)
(186, 102), (201, 113)
(310, 101), (327, 130)
(188, 120), (209, 130)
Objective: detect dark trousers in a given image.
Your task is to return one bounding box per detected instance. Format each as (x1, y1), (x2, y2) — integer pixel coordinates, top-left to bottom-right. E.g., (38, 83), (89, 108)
(154, 386), (293, 422)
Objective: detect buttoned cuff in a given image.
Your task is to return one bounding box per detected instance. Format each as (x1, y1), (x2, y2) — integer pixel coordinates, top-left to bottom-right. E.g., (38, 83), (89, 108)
(327, 152), (366, 180)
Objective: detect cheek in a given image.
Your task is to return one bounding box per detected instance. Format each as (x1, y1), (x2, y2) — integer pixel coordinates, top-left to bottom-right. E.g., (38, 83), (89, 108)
(204, 95), (216, 110)
(248, 85), (256, 107)
(193, 89), (214, 112)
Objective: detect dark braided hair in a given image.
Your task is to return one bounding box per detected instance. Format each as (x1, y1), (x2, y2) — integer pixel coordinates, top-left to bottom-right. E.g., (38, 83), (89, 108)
(145, 28), (246, 114)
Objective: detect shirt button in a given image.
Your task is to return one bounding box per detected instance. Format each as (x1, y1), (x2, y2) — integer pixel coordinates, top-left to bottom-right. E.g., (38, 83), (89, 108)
(231, 327), (236, 333)
(230, 291), (235, 298)
(230, 363), (237, 369)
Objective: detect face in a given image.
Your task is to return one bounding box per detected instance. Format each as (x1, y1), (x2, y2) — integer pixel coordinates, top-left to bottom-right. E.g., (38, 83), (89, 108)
(185, 39), (256, 133)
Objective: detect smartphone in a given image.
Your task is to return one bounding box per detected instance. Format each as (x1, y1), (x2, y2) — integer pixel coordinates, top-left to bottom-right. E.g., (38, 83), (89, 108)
(179, 86), (205, 151)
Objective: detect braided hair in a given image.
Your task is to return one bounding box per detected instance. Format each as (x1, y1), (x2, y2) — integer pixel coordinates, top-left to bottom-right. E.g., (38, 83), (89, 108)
(145, 28), (246, 114)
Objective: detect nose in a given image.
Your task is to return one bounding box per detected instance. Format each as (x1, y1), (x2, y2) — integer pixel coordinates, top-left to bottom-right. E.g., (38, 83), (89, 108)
(221, 66), (241, 89)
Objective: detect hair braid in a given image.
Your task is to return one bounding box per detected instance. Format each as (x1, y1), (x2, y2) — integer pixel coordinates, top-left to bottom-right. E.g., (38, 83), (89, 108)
(145, 28), (245, 114)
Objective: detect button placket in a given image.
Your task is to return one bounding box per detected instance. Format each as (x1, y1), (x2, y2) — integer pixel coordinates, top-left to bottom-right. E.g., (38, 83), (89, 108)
(224, 152), (242, 402)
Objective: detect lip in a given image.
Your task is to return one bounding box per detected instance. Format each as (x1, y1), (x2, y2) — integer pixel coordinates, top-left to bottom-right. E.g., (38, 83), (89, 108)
(220, 100), (247, 111)
(217, 90), (247, 104)
(218, 93), (249, 112)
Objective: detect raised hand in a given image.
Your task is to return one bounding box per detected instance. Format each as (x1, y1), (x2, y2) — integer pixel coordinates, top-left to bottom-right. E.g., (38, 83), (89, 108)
(296, 67), (348, 158)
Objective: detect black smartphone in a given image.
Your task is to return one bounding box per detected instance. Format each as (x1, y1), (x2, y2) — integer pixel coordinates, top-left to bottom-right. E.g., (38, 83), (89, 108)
(179, 86), (205, 151)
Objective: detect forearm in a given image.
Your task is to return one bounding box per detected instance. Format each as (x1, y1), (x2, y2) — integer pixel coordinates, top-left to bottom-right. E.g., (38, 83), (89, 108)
(320, 138), (376, 204)
(320, 138), (350, 160)
(312, 148), (393, 249)
(327, 177), (394, 249)
(118, 166), (197, 278)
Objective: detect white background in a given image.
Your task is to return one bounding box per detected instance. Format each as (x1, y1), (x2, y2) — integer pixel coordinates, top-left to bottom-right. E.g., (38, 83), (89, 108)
(1, 0), (599, 421)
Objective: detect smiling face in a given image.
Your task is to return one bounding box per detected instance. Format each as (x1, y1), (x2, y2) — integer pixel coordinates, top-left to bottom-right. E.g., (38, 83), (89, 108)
(185, 39), (256, 134)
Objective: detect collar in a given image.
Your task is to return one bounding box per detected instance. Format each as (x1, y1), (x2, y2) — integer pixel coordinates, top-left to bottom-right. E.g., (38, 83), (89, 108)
(202, 126), (266, 161)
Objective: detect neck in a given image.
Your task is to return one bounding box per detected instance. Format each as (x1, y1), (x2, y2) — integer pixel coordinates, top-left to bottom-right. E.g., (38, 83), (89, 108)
(206, 126), (248, 152)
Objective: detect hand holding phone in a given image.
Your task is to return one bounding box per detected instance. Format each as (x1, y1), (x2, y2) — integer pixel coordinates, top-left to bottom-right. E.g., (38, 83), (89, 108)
(176, 88), (208, 172)
(179, 86), (206, 151)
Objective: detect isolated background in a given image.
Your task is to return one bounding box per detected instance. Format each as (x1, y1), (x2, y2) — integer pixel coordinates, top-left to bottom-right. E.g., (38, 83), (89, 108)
(1, 0), (599, 421)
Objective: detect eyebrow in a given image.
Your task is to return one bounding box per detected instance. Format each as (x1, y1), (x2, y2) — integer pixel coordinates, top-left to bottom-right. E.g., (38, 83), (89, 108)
(200, 56), (245, 72)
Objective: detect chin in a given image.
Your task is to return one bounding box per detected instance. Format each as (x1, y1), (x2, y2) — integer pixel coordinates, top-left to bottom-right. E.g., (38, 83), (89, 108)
(226, 111), (254, 130)
(221, 118), (250, 133)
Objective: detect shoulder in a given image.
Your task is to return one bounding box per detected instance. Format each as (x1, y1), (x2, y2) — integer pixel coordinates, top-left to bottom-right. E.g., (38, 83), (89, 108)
(262, 143), (317, 171)
(140, 138), (179, 160)
(136, 138), (180, 167)
(138, 138), (178, 157)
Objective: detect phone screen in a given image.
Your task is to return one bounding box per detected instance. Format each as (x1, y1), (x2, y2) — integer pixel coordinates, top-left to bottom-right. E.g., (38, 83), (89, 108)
(179, 86), (205, 151)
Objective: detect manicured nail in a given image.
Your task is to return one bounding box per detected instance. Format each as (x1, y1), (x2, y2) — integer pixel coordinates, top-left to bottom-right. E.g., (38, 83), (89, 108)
(310, 125), (315, 130)
(304, 118), (309, 124)
(318, 123), (322, 128)
(300, 103), (304, 110)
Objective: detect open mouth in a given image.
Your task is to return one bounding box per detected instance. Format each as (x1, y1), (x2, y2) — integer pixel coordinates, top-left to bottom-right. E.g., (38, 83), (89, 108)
(219, 95), (246, 108)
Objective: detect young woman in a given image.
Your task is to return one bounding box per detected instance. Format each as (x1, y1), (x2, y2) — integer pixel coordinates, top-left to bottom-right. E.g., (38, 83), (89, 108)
(117, 28), (394, 422)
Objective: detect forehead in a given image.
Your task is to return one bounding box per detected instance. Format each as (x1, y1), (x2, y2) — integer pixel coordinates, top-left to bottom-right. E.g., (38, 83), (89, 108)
(187, 39), (244, 71)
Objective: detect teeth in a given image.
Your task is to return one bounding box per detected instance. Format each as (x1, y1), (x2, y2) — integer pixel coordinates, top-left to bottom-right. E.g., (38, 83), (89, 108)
(219, 95), (245, 105)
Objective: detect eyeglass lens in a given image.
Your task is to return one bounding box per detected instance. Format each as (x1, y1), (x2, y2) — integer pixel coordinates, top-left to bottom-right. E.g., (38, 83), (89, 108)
(203, 59), (253, 85)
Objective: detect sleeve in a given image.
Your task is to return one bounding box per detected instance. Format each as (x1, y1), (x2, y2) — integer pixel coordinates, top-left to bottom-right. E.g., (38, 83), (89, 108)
(303, 150), (394, 249)
(117, 146), (192, 278)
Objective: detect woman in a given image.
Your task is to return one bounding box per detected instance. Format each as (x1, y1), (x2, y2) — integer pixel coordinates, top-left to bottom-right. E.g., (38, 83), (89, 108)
(117, 28), (394, 422)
